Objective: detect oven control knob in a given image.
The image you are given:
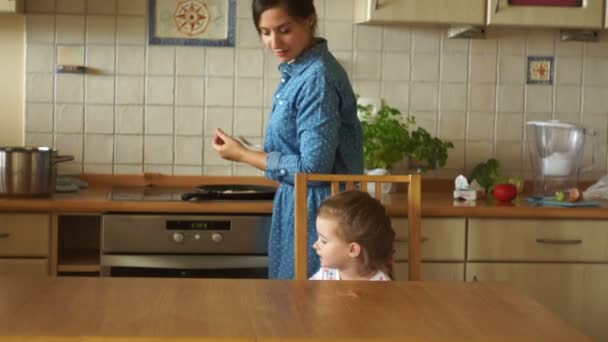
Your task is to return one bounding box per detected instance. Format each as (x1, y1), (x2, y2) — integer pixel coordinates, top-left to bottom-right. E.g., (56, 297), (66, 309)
(172, 232), (185, 244)
(211, 233), (223, 243)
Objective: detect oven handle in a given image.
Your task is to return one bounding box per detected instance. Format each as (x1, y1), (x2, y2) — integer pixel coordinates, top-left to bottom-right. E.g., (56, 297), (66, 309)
(101, 254), (268, 270)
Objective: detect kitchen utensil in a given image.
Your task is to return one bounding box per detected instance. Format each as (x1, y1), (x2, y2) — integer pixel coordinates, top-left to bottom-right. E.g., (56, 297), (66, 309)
(526, 121), (596, 197)
(181, 184), (276, 201)
(238, 136), (263, 151)
(0, 147), (74, 197)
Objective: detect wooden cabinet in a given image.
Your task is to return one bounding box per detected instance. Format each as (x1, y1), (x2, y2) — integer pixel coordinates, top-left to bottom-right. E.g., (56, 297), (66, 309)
(57, 215), (101, 275)
(354, 0), (486, 25)
(487, 0), (604, 29)
(468, 218), (608, 262)
(392, 218), (465, 281)
(467, 263), (608, 342)
(467, 218), (608, 342)
(0, 213), (50, 276)
(0, 259), (49, 276)
(0, 0), (23, 13)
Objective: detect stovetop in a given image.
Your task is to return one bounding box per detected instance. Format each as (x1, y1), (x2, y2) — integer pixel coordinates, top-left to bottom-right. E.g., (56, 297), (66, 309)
(109, 186), (189, 201)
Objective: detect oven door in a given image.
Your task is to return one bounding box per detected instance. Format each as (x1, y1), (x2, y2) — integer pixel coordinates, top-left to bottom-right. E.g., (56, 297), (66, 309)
(100, 254), (268, 278)
(101, 214), (271, 279)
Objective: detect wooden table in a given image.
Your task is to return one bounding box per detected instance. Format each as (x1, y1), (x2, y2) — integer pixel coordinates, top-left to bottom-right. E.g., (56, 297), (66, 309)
(0, 277), (590, 342)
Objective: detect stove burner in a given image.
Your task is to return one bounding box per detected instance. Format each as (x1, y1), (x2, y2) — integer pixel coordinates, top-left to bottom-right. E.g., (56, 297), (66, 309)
(110, 186), (187, 201)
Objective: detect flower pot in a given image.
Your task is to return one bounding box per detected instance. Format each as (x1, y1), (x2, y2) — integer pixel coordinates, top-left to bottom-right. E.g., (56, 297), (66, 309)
(407, 156), (429, 174)
(365, 168), (393, 194)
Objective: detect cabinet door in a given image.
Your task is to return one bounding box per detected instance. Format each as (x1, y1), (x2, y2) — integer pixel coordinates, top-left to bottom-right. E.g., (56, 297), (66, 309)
(0, 0), (22, 12)
(0, 213), (50, 257)
(467, 263), (608, 342)
(355, 0), (486, 25)
(468, 218), (608, 262)
(487, 0), (603, 28)
(0, 259), (49, 275)
(392, 218), (466, 261)
(393, 262), (464, 281)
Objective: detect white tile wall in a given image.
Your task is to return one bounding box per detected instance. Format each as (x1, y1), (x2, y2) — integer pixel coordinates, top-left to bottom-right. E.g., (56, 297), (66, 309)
(23, 0), (608, 177)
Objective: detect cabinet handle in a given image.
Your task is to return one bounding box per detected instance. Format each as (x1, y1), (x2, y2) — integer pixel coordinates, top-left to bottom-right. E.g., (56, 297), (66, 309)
(395, 237), (429, 243)
(374, 0), (380, 10)
(472, 275), (479, 282)
(535, 238), (582, 245)
(0, 232), (10, 239)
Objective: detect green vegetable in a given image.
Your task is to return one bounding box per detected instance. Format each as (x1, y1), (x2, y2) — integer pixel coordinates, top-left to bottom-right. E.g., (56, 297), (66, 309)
(470, 158), (500, 193)
(555, 191), (565, 201)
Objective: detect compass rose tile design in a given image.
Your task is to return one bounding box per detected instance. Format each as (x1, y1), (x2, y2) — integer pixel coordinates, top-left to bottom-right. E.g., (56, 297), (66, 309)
(149, 0), (236, 46)
(527, 56), (554, 85)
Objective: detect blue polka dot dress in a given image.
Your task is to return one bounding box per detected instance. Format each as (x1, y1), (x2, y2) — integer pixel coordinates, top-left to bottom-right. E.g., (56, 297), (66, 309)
(263, 38), (364, 279)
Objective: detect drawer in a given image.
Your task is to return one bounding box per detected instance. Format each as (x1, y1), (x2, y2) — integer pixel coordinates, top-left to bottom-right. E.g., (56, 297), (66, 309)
(468, 219), (608, 262)
(0, 213), (50, 257)
(393, 262), (464, 281)
(0, 258), (49, 276)
(392, 218), (465, 261)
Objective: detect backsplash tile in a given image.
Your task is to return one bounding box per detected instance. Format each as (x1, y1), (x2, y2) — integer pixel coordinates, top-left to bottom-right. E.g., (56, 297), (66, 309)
(87, 0), (116, 15)
(86, 16), (116, 45)
(85, 104), (114, 134)
(26, 103), (53, 133)
(26, 73), (54, 103)
(24, 0), (608, 177)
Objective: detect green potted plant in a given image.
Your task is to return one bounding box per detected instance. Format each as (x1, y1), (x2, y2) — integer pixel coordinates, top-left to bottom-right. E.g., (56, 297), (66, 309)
(405, 125), (454, 173)
(358, 100), (454, 175)
(358, 104), (411, 171)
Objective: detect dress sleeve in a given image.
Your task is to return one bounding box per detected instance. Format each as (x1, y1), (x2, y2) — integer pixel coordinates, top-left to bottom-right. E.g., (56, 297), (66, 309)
(265, 73), (341, 183)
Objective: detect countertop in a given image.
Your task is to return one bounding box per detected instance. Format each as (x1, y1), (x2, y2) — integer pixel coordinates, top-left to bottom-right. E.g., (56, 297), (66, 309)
(1, 173), (607, 218)
(0, 276), (590, 341)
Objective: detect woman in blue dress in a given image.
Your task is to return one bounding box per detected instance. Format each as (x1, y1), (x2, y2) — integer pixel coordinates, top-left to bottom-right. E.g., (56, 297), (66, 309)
(212, 0), (363, 279)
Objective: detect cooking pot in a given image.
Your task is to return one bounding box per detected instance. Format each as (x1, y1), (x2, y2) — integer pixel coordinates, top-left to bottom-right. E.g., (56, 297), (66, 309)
(0, 147), (74, 197)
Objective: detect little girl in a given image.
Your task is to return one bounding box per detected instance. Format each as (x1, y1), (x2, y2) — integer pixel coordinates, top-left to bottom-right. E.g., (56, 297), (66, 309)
(310, 190), (395, 281)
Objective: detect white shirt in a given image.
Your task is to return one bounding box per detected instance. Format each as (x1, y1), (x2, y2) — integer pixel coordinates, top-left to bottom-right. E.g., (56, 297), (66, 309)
(309, 267), (391, 281)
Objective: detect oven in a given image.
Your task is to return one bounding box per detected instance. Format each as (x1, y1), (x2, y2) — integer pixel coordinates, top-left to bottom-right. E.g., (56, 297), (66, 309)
(100, 214), (271, 278)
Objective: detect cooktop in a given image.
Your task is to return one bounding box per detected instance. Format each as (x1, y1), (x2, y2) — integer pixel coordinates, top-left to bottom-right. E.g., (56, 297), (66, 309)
(110, 185), (277, 202)
(109, 186), (187, 201)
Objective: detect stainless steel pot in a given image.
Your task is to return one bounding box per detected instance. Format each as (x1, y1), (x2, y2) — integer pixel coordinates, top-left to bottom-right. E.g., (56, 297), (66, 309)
(0, 147), (74, 197)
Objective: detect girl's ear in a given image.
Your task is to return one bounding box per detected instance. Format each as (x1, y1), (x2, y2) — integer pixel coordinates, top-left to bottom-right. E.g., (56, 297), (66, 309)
(348, 242), (362, 258)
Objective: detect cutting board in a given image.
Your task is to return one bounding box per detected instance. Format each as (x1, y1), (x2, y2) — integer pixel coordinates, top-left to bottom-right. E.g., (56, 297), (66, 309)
(525, 197), (603, 207)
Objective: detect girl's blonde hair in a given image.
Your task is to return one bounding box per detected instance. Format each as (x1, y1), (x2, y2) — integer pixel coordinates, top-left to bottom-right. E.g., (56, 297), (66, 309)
(317, 190), (395, 271)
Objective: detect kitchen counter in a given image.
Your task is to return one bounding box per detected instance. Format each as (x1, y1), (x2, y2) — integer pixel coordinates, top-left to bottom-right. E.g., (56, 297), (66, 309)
(0, 276), (590, 341)
(0, 173), (607, 218)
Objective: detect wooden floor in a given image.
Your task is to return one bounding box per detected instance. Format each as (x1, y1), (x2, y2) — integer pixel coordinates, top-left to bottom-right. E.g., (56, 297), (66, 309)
(0, 276), (591, 342)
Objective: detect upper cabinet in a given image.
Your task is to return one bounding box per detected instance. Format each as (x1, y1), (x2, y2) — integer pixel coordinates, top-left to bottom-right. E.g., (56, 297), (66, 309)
(354, 0), (487, 25)
(0, 0), (23, 13)
(487, 0), (604, 29)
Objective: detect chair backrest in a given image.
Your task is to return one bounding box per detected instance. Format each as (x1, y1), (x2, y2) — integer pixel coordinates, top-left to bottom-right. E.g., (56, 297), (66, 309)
(293, 173), (422, 281)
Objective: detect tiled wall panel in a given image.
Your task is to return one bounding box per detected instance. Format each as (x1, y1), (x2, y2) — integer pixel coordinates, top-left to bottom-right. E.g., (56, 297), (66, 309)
(24, 0), (608, 178)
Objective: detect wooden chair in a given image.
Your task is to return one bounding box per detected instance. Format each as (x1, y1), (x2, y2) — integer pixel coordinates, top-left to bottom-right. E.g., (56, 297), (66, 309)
(293, 173), (422, 281)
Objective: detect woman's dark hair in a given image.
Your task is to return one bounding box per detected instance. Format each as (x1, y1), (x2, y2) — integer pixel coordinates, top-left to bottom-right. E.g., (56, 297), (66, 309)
(317, 191), (395, 271)
(252, 0), (317, 34)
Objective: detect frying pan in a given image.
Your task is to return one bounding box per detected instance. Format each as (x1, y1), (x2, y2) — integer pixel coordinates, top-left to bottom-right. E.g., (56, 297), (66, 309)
(181, 184), (277, 201)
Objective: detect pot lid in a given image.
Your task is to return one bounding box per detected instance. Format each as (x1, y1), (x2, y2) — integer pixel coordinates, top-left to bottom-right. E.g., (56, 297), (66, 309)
(526, 120), (577, 129)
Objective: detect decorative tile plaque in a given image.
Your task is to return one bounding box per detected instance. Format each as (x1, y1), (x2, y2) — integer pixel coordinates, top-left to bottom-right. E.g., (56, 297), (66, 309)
(527, 56), (554, 85)
(149, 0), (236, 46)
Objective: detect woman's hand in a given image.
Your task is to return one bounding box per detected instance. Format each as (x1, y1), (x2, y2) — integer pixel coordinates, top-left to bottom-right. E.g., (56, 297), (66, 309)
(212, 128), (246, 162)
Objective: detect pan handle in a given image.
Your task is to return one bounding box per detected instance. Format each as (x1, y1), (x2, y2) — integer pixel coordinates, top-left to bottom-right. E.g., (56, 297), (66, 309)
(181, 192), (200, 201)
(53, 155), (74, 164)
